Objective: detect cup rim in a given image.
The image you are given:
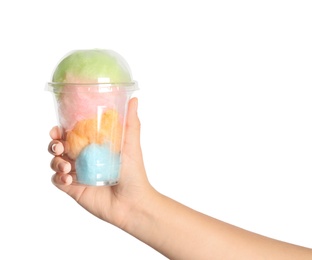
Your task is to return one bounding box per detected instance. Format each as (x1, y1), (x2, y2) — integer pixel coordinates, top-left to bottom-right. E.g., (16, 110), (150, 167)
(45, 81), (138, 93)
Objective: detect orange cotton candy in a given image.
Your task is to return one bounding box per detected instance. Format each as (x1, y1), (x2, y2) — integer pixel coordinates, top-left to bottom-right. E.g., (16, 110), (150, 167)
(66, 109), (123, 160)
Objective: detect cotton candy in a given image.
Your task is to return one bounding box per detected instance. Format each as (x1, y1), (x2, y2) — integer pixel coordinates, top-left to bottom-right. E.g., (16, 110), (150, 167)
(52, 49), (133, 86)
(57, 85), (128, 131)
(66, 109), (123, 160)
(75, 143), (120, 186)
(46, 49), (138, 186)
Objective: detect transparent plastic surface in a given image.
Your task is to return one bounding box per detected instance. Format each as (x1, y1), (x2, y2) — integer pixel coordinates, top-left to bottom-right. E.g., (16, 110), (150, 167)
(46, 49), (138, 186)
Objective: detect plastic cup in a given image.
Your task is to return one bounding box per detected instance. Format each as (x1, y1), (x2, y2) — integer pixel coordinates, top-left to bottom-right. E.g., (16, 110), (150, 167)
(46, 49), (138, 186)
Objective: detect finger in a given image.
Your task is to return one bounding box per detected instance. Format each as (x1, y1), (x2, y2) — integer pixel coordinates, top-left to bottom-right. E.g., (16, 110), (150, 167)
(49, 126), (62, 139)
(51, 172), (73, 186)
(123, 97), (141, 150)
(48, 140), (64, 155)
(50, 156), (71, 173)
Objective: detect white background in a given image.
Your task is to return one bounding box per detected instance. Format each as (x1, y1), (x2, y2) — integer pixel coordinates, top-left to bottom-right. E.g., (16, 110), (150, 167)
(0, 0), (311, 259)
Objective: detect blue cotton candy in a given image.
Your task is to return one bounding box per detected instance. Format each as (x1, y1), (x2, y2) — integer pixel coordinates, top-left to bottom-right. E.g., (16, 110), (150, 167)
(75, 143), (121, 186)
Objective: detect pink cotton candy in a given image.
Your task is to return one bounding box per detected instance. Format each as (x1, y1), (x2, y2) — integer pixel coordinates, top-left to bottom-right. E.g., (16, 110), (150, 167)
(57, 85), (128, 131)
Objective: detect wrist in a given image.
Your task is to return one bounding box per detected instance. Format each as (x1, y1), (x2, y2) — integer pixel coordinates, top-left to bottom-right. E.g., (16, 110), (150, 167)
(106, 180), (160, 229)
(120, 186), (164, 244)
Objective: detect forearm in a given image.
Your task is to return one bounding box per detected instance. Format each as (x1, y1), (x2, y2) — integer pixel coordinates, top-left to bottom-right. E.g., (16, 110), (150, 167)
(124, 190), (223, 259)
(123, 189), (312, 260)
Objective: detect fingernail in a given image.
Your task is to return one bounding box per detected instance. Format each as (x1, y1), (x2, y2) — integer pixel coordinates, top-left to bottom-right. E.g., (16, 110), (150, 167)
(60, 162), (70, 173)
(61, 175), (68, 184)
(60, 174), (72, 185)
(51, 143), (57, 152)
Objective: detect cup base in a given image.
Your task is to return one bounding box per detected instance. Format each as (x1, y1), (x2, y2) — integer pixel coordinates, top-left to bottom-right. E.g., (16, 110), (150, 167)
(69, 172), (119, 186)
(73, 179), (119, 186)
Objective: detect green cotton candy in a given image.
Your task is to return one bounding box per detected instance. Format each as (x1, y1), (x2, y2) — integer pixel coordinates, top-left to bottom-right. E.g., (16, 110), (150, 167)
(52, 49), (132, 83)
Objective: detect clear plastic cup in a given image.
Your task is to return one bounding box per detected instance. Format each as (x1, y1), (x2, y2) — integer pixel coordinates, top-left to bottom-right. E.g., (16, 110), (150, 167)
(46, 49), (138, 186)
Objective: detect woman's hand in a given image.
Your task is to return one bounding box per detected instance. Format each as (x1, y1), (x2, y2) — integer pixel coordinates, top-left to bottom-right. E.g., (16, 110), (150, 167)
(47, 98), (155, 228)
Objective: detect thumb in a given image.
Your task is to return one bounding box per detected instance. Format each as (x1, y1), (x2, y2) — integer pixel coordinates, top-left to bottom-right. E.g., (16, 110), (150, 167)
(122, 97), (142, 156)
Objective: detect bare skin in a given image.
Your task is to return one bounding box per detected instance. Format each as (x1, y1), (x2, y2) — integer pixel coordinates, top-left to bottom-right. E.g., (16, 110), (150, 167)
(48, 97), (312, 260)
